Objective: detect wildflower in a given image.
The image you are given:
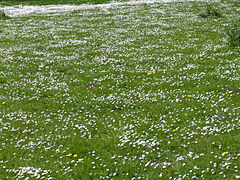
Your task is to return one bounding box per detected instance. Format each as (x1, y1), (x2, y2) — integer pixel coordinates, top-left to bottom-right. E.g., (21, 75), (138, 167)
(228, 91), (232, 94)
(235, 175), (240, 179)
(184, 113), (188, 116)
(162, 129), (166, 132)
(188, 95), (192, 98)
(67, 153), (72, 157)
(164, 88), (167, 91)
(109, 94), (113, 96)
(147, 72), (151, 75)
(2, 102), (5, 105)
(222, 152), (226, 156)
(156, 78), (158, 80)
(63, 150), (66, 153)
(122, 93), (126, 96)
(152, 71), (155, 74)
(172, 129), (176, 132)
(73, 154), (77, 158)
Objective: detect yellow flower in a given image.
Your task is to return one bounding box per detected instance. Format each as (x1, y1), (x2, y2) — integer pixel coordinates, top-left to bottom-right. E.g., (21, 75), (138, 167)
(164, 88), (167, 91)
(188, 95), (192, 98)
(228, 91), (232, 94)
(63, 150), (66, 153)
(67, 153), (72, 157)
(156, 78), (158, 80)
(162, 129), (166, 132)
(73, 154), (77, 158)
(172, 129), (176, 132)
(222, 152), (226, 156)
(122, 93), (126, 96)
(2, 102), (5, 105)
(152, 71), (155, 74)
(109, 94), (113, 96)
(184, 113), (188, 116)
(147, 72), (151, 75)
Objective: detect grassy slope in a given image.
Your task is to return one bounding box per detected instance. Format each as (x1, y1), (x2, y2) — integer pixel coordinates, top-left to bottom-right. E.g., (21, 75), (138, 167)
(0, 0), (240, 179)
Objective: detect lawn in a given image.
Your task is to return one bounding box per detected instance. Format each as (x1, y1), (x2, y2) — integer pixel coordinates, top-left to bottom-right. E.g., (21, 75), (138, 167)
(0, 0), (240, 179)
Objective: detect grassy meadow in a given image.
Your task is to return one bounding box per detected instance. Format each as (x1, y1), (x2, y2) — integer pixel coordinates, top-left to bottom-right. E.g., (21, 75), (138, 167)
(0, 0), (121, 6)
(0, 0), (240, 179)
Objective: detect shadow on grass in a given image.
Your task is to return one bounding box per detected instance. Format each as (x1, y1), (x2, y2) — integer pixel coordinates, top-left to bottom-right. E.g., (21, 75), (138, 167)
(199, 5), (222, 18)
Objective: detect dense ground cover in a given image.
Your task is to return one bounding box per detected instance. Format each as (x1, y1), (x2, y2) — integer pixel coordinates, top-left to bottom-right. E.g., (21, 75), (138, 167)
(0, 0), (240, 179)
(0, 0), (132, 6)
(0, 0), (119, 6)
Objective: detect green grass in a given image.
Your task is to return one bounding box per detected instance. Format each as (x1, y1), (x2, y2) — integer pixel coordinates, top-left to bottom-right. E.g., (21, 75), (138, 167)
(199, 5), (222, 18)
(0, 9), (5, 16)
(0, 0), (126, 6)
(0, 0), (240, 179)
(0, 9), (9, 19)
(226, 21), (240, 47)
